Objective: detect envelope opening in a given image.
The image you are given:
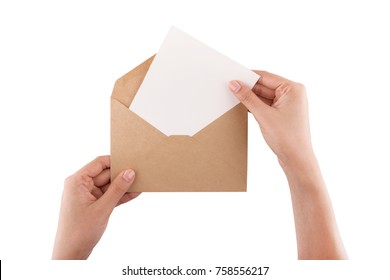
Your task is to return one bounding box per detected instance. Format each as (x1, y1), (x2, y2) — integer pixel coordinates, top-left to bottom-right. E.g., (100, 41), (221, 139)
(168, 135), (192, 139)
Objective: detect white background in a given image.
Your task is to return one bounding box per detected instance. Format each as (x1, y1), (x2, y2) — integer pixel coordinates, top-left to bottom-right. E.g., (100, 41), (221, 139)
(0, 0), (389, 279)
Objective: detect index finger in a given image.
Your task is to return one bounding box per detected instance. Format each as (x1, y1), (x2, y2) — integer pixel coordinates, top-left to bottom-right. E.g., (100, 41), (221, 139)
(255, 70), (292, 90)
(77, 155), (110, 178)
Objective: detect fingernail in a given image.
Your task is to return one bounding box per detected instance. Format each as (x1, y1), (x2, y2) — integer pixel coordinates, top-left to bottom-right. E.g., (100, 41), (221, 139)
(228, 80), (241, 93)
(122, 169), (135, 182)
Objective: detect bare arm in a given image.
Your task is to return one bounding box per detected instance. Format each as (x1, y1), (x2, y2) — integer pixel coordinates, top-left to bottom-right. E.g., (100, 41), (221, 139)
(229, 72), (347, 259)
(283, 155), (347, 259)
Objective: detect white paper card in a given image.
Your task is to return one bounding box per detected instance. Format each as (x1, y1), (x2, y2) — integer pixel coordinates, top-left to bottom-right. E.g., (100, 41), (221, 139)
(130, 26), (260, 136)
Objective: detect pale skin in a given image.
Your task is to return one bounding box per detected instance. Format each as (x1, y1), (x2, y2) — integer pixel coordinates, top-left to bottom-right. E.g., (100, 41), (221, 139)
(228, 71), (347, 260)
(53, 71), (347, 260)
(52, 156), (140, 259)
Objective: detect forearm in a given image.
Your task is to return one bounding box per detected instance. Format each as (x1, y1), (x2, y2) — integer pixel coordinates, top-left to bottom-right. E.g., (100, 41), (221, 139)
(52, 230), (93, 260)
(281, 154), (347, 260)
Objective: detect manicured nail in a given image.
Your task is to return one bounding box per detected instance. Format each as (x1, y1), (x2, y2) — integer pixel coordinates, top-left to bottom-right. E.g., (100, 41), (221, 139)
(228, 80), (241, 93)
(122, 169), (135, 182)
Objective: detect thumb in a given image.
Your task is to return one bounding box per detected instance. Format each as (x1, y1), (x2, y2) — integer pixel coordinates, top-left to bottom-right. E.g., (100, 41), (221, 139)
(228, 80), (270, 120)
(98, 169), (136, 211)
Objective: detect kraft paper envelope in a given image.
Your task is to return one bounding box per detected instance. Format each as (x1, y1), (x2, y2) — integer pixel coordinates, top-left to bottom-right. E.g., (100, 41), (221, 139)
(111, 25), (260, 192)
(111, 56), (250, 192)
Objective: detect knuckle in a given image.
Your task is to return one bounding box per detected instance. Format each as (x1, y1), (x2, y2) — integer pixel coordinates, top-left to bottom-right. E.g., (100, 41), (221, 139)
(64, 175), (73, 188)
(294, 82), (306, 92)
(237, 87), (252, 103)
(110, 185), (127, 198)
(111, 179), (128, 194)
(276, 81), (306, 96)
(95, 155), (105, 162)
(276, 82), (291, 96)
(70, 173), (92, 189)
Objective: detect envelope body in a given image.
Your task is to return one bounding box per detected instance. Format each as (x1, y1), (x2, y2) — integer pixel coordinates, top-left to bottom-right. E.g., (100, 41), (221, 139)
(111, 56), (248, 192)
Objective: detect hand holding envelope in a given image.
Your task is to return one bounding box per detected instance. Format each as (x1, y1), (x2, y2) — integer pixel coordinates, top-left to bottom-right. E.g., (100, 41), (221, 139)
(111, 27), (259, 192)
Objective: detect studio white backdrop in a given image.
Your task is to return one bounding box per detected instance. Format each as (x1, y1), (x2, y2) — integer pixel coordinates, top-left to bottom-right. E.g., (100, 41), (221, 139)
(1, 0), (389, 279)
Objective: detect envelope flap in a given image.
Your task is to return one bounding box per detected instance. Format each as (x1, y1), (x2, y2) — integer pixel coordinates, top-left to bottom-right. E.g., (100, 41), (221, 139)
(111, 98), (167, 149)
(111, 55), (155, 107)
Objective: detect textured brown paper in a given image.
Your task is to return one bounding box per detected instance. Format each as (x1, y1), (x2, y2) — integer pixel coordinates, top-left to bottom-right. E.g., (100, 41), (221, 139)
(111, 56), (247, 192)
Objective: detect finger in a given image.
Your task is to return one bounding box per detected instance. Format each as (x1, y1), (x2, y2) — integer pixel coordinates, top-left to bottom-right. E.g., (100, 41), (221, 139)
(93, 168), (111, 187)
(95, 169), (136, 211)
(255, 70), (292, 90)
(100, 183), (109, 194)
(100, 183), (141, 206)
(91, 186), (104, 199)
(228, 80), (271, 119)
(77, 155), (110, 178)
(259, 96), (273, 106)
(116, 192), (142, 207)
(252, 83), (275, 99)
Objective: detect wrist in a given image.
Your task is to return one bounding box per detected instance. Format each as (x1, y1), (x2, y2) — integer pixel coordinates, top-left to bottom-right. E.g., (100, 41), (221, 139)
(279, 150), (326, 193)
(52, 232), (92, 260)
(52, 245), (91, 260)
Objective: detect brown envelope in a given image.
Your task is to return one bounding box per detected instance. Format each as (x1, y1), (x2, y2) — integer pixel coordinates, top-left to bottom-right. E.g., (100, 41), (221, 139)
(111, 56), (247, 192)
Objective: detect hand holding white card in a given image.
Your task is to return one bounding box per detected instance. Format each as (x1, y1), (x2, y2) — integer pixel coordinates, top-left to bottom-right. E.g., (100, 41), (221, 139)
(130, 26), (260, 136)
